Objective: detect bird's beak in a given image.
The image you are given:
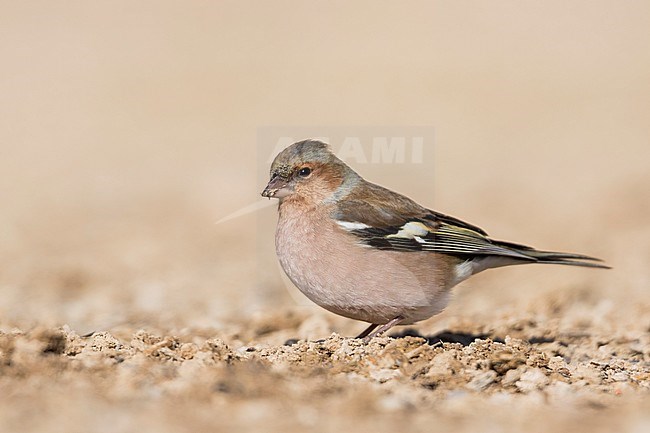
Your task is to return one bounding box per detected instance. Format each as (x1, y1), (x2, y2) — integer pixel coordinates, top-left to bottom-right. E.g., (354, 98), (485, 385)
(261, 175), (291, 199)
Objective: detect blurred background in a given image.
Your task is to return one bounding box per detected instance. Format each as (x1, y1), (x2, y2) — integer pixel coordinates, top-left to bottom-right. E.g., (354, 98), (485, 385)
(1, 1), (648, 335)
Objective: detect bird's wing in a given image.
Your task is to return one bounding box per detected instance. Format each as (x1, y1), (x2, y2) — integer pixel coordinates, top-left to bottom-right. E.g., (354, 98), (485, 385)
(331, 182), (528, 259)
(331, 182), (608, 267)
(335, 206), (533, 259)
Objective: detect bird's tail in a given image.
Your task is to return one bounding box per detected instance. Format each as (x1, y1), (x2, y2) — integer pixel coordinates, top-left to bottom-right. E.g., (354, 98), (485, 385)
(492, 239), (610, 269)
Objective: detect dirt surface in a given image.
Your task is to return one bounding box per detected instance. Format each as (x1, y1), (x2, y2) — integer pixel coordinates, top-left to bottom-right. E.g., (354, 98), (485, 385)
(2, 2), (650, 433)
(2, 292), (650, 433)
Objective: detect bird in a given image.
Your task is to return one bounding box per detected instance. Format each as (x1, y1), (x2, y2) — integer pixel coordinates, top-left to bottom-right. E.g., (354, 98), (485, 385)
(261, 139), (608, 342)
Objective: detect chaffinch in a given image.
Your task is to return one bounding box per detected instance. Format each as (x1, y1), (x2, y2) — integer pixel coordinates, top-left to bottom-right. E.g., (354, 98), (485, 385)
(262, 139), (608, 341)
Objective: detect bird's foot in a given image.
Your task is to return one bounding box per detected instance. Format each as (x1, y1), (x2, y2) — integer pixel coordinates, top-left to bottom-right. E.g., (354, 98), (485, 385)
(358, 316), (404, 343)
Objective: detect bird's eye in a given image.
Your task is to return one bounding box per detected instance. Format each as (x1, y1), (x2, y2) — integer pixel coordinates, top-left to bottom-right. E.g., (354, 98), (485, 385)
(297, 167), (312, 178)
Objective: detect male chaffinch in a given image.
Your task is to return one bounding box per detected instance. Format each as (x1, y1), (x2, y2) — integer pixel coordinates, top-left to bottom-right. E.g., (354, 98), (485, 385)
(262, 139), (608, 341)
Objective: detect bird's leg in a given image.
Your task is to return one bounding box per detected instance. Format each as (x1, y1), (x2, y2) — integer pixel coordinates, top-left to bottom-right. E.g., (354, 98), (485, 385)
(355, 323), (379, 339)
(362, 316), (404, 343)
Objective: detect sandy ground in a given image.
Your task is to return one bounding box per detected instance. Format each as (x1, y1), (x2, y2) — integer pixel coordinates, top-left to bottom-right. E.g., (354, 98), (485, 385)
(1, 2), (649, 432)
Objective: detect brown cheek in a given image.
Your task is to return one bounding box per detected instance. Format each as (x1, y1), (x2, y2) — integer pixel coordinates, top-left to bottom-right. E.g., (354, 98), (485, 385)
(315, 164), (344, 190)
(292, 164), (345, 201)
(294, 178), (336, 201)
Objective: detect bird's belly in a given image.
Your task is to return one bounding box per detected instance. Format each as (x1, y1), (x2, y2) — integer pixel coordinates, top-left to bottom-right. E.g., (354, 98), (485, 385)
(275, 215), (458, 325)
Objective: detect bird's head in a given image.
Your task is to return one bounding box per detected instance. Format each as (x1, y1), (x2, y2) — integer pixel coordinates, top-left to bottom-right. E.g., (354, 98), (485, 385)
(262, 139), (360, 204)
